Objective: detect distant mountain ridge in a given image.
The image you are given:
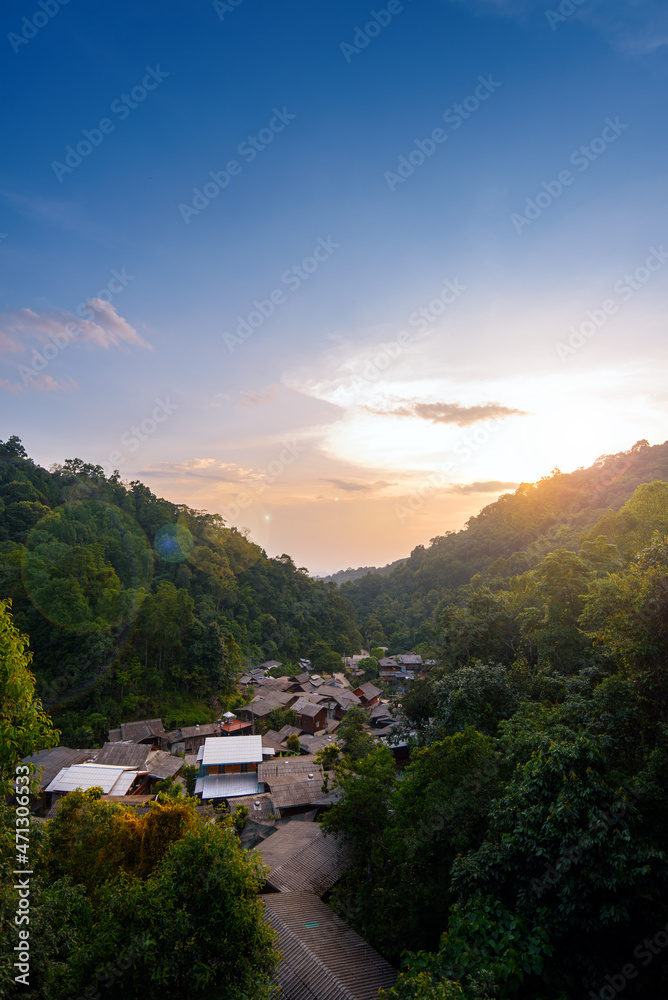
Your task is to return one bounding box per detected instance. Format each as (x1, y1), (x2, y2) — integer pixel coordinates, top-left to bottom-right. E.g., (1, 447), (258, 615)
(339, 439), (668, 650)
(317, 558), (407, 586)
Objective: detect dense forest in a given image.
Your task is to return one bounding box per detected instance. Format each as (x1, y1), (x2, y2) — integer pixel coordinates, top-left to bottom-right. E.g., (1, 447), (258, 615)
(0, 435), (361, 744)
(321, 440), (668, 998)
(2, 435), (668, 998)
(343, 439), (668, 651)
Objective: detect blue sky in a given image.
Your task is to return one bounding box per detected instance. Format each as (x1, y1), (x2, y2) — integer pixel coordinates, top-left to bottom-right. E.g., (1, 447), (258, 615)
(2, 0), (667, 574)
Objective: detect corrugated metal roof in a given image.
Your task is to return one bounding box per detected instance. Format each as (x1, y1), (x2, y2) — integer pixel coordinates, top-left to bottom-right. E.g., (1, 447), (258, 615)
(177, 722), (220, 739)
(238, 697), (287, 718)
(292, 699), (326, 718)
(263, 736), (289, 756)
(228, 792), (274, 822)
(298, 735), (338, 755)
(255, 823), (352, 896)
(45, 764), (135, 795)
(116, 718), (166, 743)
(277, 725), (304, 739)
(96, 743), (151, 769)
(100, 794), (156, 805)
(258, 756), (319, 783)
(110, 770), (139, 796)
(268, 780), (335, 811)
(201, 735), (263, 766)
(195, 773), (260, 798)
(261, 891), (397, 999)
(145, 750), (184, 779)
(317, 687), (361, 708)
(22, 747), (98, 790)
(354, 683), (382, 701)
(254, 821), (322, 868)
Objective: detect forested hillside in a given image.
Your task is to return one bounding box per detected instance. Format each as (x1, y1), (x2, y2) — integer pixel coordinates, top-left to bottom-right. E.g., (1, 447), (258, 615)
(343, 439), (668, 650)
(322, 453), (668, 998)
(3, 433), (668, 997)
(0, 436), (361, 744)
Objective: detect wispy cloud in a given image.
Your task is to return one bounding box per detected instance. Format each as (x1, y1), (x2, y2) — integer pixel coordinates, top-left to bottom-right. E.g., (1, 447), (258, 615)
(364, 399), (529, 426)
(0, 189), (89, 232)
(143, 458), (262, 483)
(451, 0), (668, 55)
(320, 478), (393, 493)
(239, 385), (278, 408)
(450, 480), (519, 494)
(0, 302), (151, 358)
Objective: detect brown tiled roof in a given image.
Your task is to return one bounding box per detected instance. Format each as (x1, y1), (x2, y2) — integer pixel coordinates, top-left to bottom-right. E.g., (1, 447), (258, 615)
(261, 891), (397, 999)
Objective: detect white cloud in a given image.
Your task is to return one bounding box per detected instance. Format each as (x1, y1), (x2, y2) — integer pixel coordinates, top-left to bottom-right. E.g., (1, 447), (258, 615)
(0, 302), (151, 356)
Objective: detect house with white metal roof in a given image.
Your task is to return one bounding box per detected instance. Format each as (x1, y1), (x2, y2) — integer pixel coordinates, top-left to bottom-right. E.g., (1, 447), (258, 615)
(195, 735), (264, 801)
(45, 763), (141, 800)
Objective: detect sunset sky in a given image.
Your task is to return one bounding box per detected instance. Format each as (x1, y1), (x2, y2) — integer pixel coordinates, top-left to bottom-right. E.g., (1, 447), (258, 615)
(2, 0), (667, 575)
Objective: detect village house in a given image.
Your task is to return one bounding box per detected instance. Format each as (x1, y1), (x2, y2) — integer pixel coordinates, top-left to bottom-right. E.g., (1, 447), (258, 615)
(107, 718), (168, 749)
(257, 755), (336, 819)
(342, 651), (370, 669)
(165, 721), (222, 755)
(195, 735), (264, 801)
(314, 685), (361, 720)
(290, 698), (327, 734)
(379, 653), (423, 671)
(353, 681), (382, 708)
(218, 711), (253, 737)
(44, 763), (144, 806)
